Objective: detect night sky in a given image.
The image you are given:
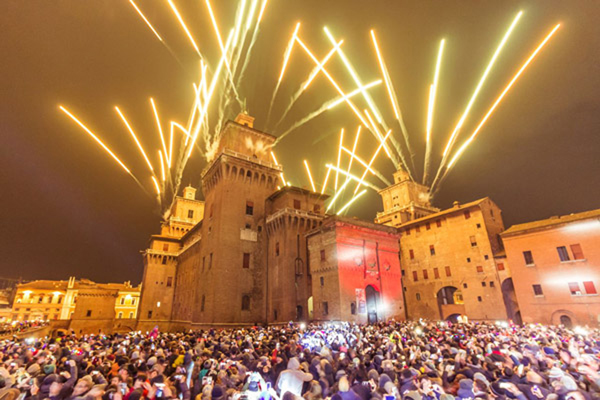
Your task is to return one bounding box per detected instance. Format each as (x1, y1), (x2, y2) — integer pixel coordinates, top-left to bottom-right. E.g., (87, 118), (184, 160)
(1, 1), (598, 284)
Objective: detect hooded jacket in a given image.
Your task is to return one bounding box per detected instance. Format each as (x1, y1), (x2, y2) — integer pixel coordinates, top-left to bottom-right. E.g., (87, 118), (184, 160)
(276, 357), (313, 397)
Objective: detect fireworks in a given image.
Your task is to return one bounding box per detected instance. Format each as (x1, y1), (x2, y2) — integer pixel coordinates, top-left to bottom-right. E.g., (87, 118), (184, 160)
(58, 2), (561, 218)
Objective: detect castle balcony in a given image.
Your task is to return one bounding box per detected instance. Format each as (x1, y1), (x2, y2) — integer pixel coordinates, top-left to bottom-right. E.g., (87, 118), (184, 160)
(203, 148), (283, 176)
(266, 207), (322, 224)
(144, 249), (178, 257)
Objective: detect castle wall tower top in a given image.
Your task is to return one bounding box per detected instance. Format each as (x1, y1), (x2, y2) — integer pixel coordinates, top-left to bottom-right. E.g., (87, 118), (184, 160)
(183, 185), (197, 200)
(213, 113), (275, 164)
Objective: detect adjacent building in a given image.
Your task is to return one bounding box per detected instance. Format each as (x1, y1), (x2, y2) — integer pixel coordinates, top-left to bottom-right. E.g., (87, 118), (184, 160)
(502, 209), (600, 327)
(10, 277), (140, 327)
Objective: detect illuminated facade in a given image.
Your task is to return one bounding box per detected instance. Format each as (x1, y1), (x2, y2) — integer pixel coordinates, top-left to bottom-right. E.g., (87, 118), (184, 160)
(307, 217), (405, 323)
(10, 277), (140, 323)
(501, 209), (600, 326)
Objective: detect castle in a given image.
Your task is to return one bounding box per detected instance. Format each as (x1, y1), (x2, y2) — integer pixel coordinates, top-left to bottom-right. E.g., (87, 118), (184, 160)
(135, 114), (516, 330)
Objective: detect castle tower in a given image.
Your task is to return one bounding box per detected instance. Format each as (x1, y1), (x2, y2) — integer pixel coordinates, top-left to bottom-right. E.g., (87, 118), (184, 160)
(137, 187), (204, 328)
(375, 168), (439, 227)
(173, 113), (282, 325)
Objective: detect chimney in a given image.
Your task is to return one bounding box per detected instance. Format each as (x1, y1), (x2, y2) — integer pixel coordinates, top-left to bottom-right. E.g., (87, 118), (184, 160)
(453, 201), (460, 208)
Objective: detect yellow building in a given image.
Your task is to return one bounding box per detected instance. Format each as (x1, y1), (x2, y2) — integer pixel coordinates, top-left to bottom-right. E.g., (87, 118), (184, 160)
(10, 277), (140, 322)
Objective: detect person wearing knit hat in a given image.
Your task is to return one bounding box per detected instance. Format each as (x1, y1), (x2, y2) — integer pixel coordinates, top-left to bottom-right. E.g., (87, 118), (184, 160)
(456, 379), (474, 400)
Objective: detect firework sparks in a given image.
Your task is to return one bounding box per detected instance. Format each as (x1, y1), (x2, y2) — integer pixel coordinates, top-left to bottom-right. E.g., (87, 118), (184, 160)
(158, 151), (166, 182)
(444, 24), (561, 176)
(270, 151), (287, 186)
(337, 189), (367, 215)
(303, 160), (317, 192)
(441, 11), (523, 159)
(326, 179), (351, 212)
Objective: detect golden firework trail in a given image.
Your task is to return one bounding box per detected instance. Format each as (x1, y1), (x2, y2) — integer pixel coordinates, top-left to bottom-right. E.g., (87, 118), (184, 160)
(303, 160), (317, 192)
(59, 106), (138, 181)
(128, 0), (162, 42)
(370, 29), (413, 171)
(321, 167), (332, 194)
(443, 24), (561, 178)
(167, 0), (202, 57)
(158, 151), (166, 182)
(337, 189), (367, 215)
(151, 176), (161, 195)
(341, 146), (391, 186)
(115, 106), (155, 173)
(326, 164), (382, 192)
(423, 39), (445, 185)
(334, 128), (344, 191)
(344, 126), (361, 186)
(150, 98), (169, 167)
(326, 179), (351, 212)
(441, 11), (523, 159)
(270, 151), (287, 186)
(353, 129), (392, 194)
(303, 40), (344, 91)
(327, 80), (382, 109)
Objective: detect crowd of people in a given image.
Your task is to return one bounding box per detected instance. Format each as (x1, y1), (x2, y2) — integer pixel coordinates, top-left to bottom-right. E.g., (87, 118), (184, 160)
(0, 322), (48, 337)
(1, 320), (599, 400)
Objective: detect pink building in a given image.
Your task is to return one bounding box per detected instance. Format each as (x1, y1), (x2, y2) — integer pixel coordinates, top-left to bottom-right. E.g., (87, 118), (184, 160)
(502, 209), (600, 327)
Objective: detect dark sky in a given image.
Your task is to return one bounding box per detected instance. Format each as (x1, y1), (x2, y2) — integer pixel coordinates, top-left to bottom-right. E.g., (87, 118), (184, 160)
(1, 1), (598, 284)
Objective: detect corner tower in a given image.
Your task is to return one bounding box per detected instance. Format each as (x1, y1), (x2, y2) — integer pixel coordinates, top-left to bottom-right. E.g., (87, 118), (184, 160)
(375, 168), (439, 227)
(183, 113), (281, 324)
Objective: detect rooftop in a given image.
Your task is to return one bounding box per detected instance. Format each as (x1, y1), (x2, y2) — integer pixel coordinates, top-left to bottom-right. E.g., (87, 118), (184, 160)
(396, 197), (490, 229)
(502, 208), (600, 237)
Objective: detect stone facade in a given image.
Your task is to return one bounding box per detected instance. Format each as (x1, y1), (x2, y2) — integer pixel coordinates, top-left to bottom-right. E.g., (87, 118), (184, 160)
(501, 209), (600, 326)
(393, 198), (513, 322)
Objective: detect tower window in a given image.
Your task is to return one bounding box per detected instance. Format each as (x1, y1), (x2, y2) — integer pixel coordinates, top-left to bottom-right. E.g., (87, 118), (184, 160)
(497, 263), (505, 271)
(276, 242), (280, 256)
(246, 201), (254, 215)
(322, 302), (329, 315)
(470, 236), (477, 247)
(166, 277), (173, 287)
(464, 210), (471, 219)
(120, 298), (125, 305)
(477, 296), (482, 302)
(434, 268), (440, 279)
(482, 281), (487, 287)
(557, 246), (570, 262)
(476, 265), (484, 273)
(523, 251), (534, 265)
(243, 253), (250, 268)
(409, 249), (415, 260)
(533, 284), (543, 296)
(86, 310), (92, 317)
(445, 266), (451, 277)
(429, 245), (435, 256)
(188, 209), (194, 219)
(412, 271), (418, 282)
(148, 310), (152, 318)
(320, 276), (324, 286)
(422, 269), (429, 279)
(320, 249), (325, 261)
(313, 204), (321, 213)
(293, 199), (301, 209)
(163, 243), (169, 252)
(162, 256), (167, 265)
(436, 219), (442, 227)
(350, 302), (356, 315)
